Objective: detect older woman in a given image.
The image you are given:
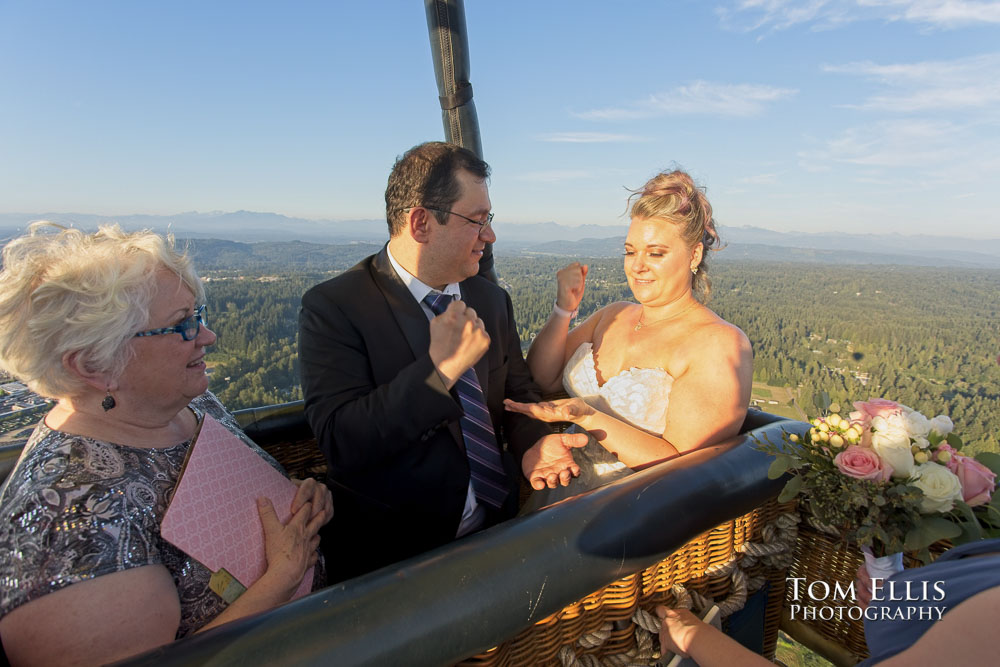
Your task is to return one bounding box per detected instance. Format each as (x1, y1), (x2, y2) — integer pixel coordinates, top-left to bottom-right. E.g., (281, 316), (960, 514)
(506, 169), (753, 468)
(0, 223), (333, 666)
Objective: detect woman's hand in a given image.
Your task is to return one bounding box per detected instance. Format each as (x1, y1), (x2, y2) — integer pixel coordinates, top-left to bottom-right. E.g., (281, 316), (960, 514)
(556, 262), (588, 312)
(504, 397), (595, 425)
(256, 495), (323, 600)
(291, 477), (334, 526)
(656, 606), (703, 658)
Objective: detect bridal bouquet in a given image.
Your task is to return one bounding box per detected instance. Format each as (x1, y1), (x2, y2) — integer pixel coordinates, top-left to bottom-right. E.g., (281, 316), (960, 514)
(758, 397), (1000, 561)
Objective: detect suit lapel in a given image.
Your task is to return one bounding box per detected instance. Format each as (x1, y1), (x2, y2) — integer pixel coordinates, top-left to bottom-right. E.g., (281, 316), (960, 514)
(371, 247), (465, 450)
(370, 247), (431, 361)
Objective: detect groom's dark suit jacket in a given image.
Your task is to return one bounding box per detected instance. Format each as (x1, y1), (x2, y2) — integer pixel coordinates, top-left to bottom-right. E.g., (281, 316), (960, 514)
(299, 247), (551, 582)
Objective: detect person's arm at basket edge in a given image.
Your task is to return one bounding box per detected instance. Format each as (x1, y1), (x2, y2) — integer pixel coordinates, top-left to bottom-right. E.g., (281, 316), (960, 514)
(656, 606), (772, 667)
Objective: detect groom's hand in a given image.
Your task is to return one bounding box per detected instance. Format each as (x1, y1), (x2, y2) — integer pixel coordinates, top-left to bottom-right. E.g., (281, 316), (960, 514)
(429, 299), (490, 389)
(522, 432), (588, 489)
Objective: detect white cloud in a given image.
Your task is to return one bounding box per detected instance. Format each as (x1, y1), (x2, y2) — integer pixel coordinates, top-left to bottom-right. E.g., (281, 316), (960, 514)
(537, 132), (644, 143)
(717, 0), (855, 32)
(860, 0), (1000, 27)
(798, 117), (1000, 187)
(576, 81), (797, 120)
(824, 53), (1000, 112)
(717, 0), (1000, 32)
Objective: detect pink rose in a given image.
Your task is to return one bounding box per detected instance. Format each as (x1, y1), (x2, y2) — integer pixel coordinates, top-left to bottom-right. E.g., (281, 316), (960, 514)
(853, 398), (903, 422)
(938, 444), (996, 507)
(834, 445), (893, 482)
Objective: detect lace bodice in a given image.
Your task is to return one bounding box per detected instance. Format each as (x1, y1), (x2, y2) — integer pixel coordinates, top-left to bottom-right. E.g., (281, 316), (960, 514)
(562, 342), (673, 435)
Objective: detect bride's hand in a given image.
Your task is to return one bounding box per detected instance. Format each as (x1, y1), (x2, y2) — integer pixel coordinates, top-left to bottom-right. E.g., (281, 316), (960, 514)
(504, 397), (594, 424)
(556, 262), (588, 312)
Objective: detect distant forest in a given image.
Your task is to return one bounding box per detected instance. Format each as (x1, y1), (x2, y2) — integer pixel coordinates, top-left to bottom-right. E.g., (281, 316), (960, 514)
(201, 250), (1000, 456)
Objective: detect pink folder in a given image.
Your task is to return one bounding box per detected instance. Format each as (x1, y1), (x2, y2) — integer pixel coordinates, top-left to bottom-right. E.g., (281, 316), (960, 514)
(161, 414), (314, 602)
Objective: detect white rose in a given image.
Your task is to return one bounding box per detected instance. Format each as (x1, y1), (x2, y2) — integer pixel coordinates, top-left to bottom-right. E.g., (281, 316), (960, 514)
(912, 463), (964, 514)
(904, 411), (932, 443)
(930, 415), (954, 437)
(871, 416), (915, 479)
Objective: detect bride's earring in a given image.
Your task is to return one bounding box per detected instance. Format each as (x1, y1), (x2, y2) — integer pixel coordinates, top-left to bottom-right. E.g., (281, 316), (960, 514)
(691, 266), (699, 275)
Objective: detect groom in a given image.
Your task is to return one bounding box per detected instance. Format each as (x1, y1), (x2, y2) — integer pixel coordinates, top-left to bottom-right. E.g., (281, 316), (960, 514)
(299, 141), (587, 582)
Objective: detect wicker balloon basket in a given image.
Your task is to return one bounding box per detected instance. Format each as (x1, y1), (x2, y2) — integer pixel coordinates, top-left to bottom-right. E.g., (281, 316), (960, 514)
(785, 523), (871, 660)
(457, 499), (798, 667)
(785, 520), (953, 664)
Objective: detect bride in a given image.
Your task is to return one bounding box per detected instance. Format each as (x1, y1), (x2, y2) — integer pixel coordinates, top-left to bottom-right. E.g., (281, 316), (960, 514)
(505, 169), (752, 469)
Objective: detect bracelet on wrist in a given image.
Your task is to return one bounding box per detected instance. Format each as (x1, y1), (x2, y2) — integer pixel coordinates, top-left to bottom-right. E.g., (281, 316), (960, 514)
(552, 301), (578, 320)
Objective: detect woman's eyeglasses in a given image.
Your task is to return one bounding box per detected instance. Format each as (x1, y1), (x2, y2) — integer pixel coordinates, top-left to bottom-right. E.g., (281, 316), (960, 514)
(134, 305), (207, 342)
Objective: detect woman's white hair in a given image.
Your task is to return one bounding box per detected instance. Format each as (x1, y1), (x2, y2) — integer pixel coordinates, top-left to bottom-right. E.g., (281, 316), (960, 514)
(0, 222), (204, 399)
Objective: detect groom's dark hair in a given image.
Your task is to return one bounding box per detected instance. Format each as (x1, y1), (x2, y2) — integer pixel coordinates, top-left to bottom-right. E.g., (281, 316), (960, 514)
(384, 142), (490, 237)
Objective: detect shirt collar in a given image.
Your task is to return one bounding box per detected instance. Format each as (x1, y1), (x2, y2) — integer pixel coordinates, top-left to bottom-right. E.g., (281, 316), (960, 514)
(386, 244), (461, 304)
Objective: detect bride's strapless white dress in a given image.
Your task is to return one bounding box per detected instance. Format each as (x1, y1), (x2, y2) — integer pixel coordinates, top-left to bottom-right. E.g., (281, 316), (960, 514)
(562, 342), (674, 435)
(520, 342), (675, 513)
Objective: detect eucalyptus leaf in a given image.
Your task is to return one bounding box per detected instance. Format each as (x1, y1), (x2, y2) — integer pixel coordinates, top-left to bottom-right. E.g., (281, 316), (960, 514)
(945, 433), (963, 450)
(954, 500), (977, 523)
(990, 492), (1000, 515)
(768, 455), (791, 480)
(952, 501), (983, 544)
(955, 518), (983, 545)
(904, 517), (962, 552)
(778, 475), (803, 503)
(974, 452), (1000, 477)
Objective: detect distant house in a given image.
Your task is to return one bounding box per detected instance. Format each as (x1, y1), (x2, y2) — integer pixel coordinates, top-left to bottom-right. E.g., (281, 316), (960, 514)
(0, 382), (28, 396)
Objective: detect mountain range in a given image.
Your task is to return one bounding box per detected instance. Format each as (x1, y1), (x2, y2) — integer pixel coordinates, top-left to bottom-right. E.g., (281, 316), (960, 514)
(1, 210), (998, 268)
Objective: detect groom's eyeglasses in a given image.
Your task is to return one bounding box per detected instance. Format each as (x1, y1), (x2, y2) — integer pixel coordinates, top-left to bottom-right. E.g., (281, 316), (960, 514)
(397, 206), (494, 229)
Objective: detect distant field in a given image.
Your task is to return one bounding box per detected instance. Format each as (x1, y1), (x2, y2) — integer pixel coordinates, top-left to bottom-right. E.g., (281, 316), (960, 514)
(776, 632), (833, 667)
(751, 383), (806, 421)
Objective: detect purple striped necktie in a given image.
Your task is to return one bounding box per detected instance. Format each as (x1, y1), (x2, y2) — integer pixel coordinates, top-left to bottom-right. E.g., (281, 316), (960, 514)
(423, 292), (509, 509)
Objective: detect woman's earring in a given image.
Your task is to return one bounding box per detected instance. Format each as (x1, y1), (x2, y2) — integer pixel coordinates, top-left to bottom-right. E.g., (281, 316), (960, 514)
(691, 266), (699, 275)
(102, 389), (116, 412)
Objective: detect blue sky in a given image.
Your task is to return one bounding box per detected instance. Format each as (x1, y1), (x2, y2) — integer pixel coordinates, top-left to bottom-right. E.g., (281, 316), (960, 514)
(1, 1), (998, 237)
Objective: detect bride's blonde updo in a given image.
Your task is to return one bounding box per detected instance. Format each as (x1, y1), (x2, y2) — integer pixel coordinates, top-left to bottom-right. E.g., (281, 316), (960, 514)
(627, 169), (721, 301)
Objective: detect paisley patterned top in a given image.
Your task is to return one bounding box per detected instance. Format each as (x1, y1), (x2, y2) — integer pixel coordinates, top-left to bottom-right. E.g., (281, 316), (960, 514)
(0, 391), (314, 638)
(562, 342), (674, 435)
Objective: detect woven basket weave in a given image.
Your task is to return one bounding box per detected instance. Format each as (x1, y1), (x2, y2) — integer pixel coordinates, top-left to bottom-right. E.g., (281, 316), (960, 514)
(457, 498), (794, 666)
(260, 437), (328, 481)
(786, 525), (871, 659)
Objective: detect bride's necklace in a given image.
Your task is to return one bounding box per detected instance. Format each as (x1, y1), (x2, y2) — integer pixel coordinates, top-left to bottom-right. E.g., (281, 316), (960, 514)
(634, 302), (698, 332)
